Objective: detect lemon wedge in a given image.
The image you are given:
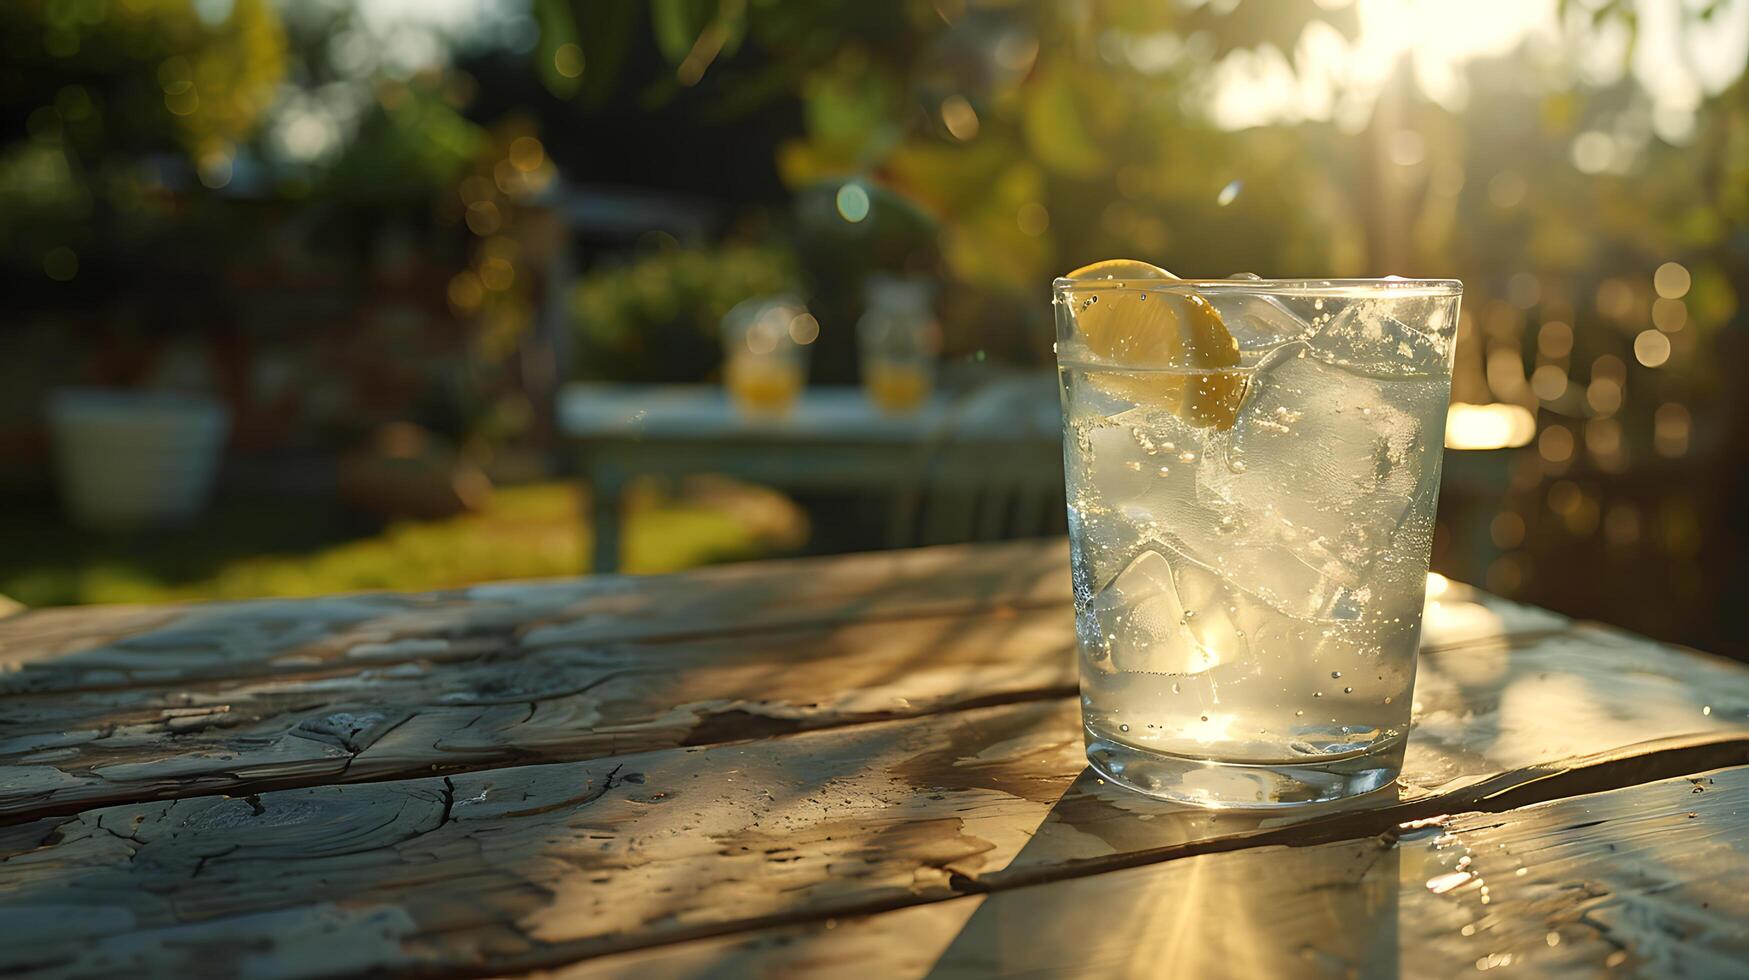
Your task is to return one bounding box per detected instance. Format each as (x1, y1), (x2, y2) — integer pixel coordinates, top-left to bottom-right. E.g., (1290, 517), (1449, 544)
(1063, 259), (1246, 429)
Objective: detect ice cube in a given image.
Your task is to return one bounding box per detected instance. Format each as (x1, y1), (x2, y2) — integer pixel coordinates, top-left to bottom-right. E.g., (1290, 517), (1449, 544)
(1086, 548), (1225, 675)
(1200, 342), (1430, 597)
(1065, 393), (1354, 621)
(1308, 299), (1450, 378)
(1206, 289), (1315, 354)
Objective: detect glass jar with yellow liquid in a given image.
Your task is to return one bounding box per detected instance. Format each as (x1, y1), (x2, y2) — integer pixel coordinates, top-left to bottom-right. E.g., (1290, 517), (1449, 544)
(859, 276), (941, 414)
(721, 295), (815, 417)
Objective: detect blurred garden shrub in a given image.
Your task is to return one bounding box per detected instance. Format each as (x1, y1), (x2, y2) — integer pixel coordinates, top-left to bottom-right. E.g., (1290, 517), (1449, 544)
(569, 241), (795, 382)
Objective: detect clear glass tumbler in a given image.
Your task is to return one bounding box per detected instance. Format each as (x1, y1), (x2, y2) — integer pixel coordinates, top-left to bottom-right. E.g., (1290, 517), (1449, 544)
(722, 294), (812, 417)
(859, 275), (941, 415)
(1053, 275), (1462, 807)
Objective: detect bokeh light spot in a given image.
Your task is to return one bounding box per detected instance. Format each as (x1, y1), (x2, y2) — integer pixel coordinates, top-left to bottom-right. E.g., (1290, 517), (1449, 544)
(1445, 402), (1536, 450)
(1633, 329), (1671, 368)
(554, 43), (585, 79)
(1538, 424), (1574, 463)
(1653, 261), (1691, 299)
(940, 95), (979, 141)
(835, 182), (871, 222)
(448, 271), (483, 312)
(465, 201), (502, 236)
(1536, 320), (1572, 358)
(480, 257), (515, 291)
(1651, 297), (1686, 333)
(509, 136), (544, 173)
(1530, 363), (1567, 402)
(787, 313), (820, 345)
(1216, 180), (1242, 206)
(197, 152), (233, 189)
(1016, 202), (1050, 236)
(1585, 377), (1622, 416)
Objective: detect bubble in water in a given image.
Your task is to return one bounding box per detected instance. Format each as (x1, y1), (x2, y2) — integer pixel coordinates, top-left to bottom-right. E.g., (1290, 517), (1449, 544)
(1200, 715), (1209, 722)
(1330, 670), (1342, 679)
(1119, 724), (1130, 732)
(1383, 696), (1393, 704)
(1178, 451), (1197, 462)
(1343, 686), (1354, 694)
(1171, 682), (1181, 694)
(1295, 710), (1304, 716)
(1313, 691), (1323, 698)
(1125, 460), (1142, 471)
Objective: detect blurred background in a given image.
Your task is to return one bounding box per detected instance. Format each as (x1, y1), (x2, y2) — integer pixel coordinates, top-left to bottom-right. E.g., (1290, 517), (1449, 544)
(2, 0), (1746, 659)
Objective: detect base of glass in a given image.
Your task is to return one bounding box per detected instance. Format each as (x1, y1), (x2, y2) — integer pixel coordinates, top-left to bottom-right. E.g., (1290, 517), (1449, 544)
(1085, 724), (1405, 808)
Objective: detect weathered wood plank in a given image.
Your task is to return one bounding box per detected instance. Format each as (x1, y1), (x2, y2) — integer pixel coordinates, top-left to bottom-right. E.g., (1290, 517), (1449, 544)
(0, 561), (1562, 823)
(552, 765), (1749, 979)
(0, 539), (1071, 695)
(2, 625), (1744, 979)
(0, 606), (1077, 822)
(0, 541), (1554, 699)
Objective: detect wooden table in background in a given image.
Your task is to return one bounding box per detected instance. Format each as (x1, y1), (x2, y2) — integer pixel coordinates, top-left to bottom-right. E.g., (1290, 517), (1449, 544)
(1, 540), (1746, 977)
(558, 383), (1063, 572)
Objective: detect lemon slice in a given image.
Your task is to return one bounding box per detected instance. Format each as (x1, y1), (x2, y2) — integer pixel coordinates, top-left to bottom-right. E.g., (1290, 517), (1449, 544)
(1063, 259), (1246, 429)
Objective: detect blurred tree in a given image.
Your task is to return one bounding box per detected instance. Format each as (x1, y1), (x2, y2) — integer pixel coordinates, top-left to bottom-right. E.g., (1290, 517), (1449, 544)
(0, 0), (287, 295)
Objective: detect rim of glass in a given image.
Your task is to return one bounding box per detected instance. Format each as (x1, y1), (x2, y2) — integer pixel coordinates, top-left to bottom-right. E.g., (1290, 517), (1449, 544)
(1051, 277), (1463, 298)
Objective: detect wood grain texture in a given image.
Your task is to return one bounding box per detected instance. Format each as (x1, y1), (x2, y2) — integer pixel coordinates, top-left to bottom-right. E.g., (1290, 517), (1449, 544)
(553, 765), (1749, 979)
(0, 540), (1071, 696)
(2, 625), (1745, 978)
(0, 544), (1562, 824)
(0, 606), (1076, 823)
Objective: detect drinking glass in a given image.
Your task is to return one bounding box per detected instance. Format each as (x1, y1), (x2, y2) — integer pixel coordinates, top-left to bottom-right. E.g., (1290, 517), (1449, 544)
(858, 275), (940, 414)
(722, 295), (811, 417)
(1053, 275), (1461, 807)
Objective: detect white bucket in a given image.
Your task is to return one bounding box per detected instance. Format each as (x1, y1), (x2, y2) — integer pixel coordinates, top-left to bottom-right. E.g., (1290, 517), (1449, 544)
(48, 388), (230, 529)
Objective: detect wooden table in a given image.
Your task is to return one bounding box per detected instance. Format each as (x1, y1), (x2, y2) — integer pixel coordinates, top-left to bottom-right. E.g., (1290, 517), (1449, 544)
(1, 540), (1746, 977)
(558, 383), (1062, 572)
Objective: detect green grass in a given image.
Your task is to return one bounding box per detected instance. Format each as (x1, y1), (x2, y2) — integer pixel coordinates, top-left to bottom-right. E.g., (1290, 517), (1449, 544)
(0, 481), (806, 607)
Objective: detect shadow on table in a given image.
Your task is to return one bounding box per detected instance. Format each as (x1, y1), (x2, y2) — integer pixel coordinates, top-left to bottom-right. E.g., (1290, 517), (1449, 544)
(920, 768), (1403, 978)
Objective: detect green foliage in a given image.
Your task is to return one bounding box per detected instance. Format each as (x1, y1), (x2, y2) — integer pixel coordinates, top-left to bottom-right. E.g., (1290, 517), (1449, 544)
(0, 483), (799, 605)
(324, 88), (487, 201)
(570, 243), (797, 382)
(0, 0), (289, 277)
(0, 0), (287, 157)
